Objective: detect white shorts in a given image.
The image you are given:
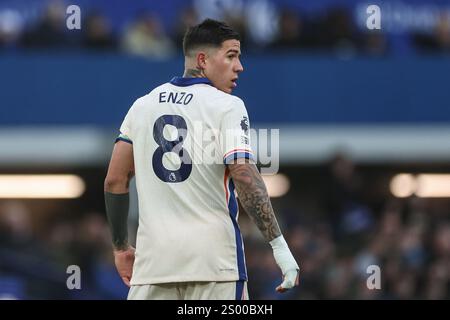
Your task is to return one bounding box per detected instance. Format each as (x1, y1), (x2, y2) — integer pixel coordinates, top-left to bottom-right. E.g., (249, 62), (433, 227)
(127, 281), (249, 300)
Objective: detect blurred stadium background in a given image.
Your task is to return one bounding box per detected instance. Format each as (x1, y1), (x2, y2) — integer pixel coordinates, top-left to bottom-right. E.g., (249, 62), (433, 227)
(1, 0), (450, 299)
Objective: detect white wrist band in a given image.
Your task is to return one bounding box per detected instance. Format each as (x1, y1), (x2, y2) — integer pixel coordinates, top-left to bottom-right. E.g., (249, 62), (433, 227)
(269, 235), (289, 250)
(270, 235), (299, 274)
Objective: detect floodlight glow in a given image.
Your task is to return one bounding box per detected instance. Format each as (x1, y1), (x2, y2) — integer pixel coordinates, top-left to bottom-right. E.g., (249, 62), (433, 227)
(262, 173), (290, 198)
(390, 173), (450, 198)
(0, 175), (85, 199)
(390, 174), (416, 198)
(416, 174), (450, 198)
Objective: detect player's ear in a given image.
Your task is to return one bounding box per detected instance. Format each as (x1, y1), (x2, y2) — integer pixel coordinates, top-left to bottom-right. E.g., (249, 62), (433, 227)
(196, 52), (207, 70)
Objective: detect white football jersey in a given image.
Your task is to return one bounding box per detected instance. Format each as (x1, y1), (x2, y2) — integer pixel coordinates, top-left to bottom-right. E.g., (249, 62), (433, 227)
(118, 77), (254, 285)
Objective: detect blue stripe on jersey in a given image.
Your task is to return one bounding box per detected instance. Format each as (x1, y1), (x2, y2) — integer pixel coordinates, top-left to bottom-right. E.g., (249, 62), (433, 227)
(228, 178), (248, 281)
(115, 137), (132, 144)
(224, 152), (254, 164)
(170, 77), (212, 87)
(235, 281), (244, 300)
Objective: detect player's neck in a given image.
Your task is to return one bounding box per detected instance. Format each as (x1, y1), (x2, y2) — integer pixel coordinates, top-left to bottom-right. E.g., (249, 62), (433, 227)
(183, 68), (206, 78)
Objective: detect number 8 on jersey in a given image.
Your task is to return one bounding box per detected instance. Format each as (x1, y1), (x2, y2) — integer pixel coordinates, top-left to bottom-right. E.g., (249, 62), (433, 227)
(152, 114), (192, 183)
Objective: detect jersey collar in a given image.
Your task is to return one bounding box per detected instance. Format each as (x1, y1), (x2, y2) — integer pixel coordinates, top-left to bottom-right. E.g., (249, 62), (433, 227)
(170, 77), (212, 87)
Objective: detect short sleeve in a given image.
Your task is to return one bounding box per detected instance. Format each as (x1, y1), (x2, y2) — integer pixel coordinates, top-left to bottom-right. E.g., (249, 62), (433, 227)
(115, 101), (136, 144)
(220, 98), (254, 164)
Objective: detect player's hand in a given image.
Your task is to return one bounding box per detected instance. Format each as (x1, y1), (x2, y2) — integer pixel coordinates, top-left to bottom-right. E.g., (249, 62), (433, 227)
(269, 235), (300, 293)
(276, 269), (300, 293)
(113, 245), (135, 287)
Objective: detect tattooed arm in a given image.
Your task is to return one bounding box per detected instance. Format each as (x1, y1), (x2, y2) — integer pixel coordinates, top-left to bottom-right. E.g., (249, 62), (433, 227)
(228, 160), (281, 242)
(228, 159), (300, 292)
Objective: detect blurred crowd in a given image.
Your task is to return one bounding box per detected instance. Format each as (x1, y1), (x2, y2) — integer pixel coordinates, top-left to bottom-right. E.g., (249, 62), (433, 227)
(0, 154), (449, 299)
(0, 201), (127, 299)
(0, 1), (450, 58)
(244, 154), (450, 300)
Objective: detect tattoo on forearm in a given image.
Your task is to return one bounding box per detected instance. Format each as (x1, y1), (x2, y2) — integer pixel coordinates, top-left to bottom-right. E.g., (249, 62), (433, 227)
(230, 164), (281, 241)
(183, 68), (205, 78)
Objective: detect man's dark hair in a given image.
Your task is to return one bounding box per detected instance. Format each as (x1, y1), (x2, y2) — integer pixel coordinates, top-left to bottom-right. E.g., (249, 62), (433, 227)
(183, 19), (240, 56)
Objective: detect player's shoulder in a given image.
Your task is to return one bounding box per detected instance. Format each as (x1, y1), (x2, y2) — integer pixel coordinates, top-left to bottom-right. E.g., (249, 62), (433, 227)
(203, 87), (246, 111)
(228, 94), (245, 108)
(131, 83), (171, 106)
(206, 85), (243, 102)
(222, 94), (246, 113)
(145, 83), (171, 100)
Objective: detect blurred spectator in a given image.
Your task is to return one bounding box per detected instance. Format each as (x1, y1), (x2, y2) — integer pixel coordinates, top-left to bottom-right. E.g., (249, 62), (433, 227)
(324, 153), (373, 246)
(82, 12), (116, 51)
(0, 201), (33, 248)
(173, 7), (199, 50)
(362, 32), (389, 56)
(45, 218), (76, 268)
(0, 9), (24, 48)
(399, 225), (426, 270)
(193, 0), (244, 22)
(192, 0), (250, 49)
(434, 14), (450, 53)
(20, 1), (68, 48)
(391, 270), (418, 299)
(244, 0), (279, 48)
(69, 212), (127, 299)
(223, 12), (249, 50)
(0, 201), (68, 299)
(271, 9), (310, 50)
(317, 7), (360, 56)
(432, 223), (450, 258)
(324, 257), (354, 299)
(414, 13), (450, 54)
(121, 13), (175, 59)
(424, 260), (449, 299)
